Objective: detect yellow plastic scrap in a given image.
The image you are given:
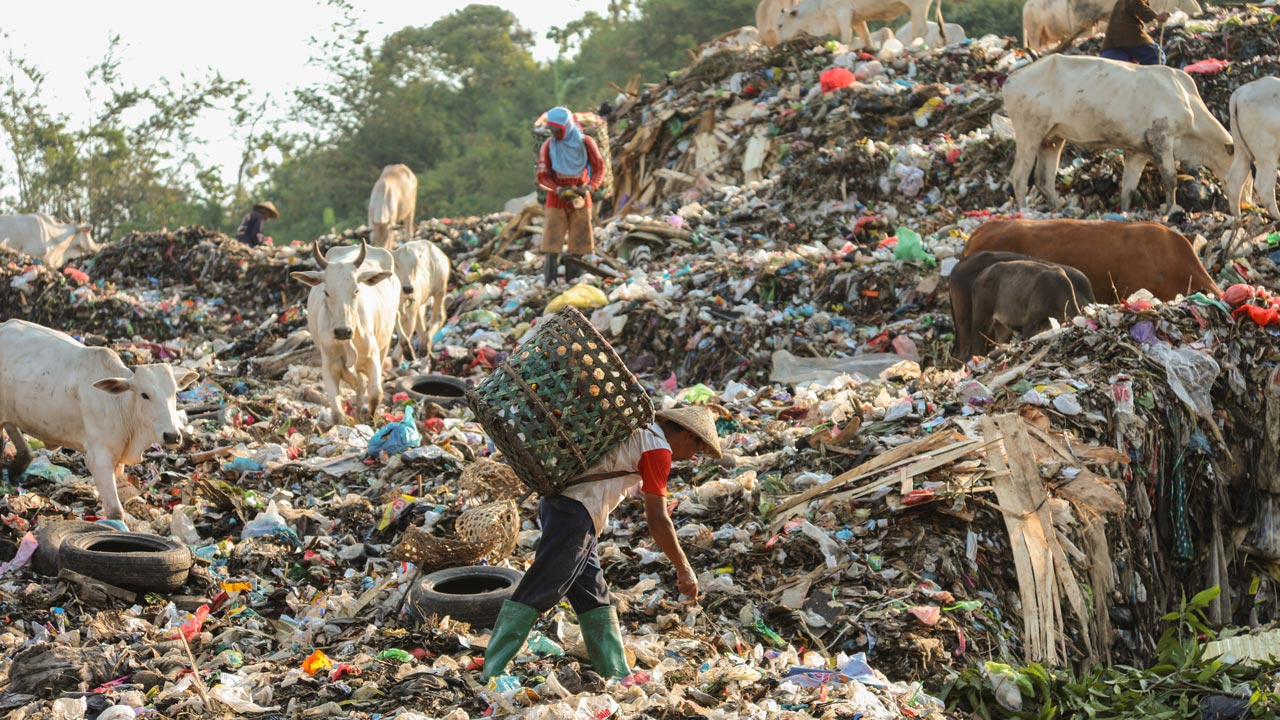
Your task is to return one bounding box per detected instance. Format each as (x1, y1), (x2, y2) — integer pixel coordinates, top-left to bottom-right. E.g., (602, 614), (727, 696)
(546, 283), (608, 313)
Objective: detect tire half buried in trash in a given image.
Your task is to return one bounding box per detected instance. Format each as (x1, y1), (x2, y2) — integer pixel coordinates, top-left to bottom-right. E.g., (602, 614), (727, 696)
(407, 566), (523, 627)
(33, 520), (109, 576)
(58, 532), (192, 592)
(394, 373), (468, 407)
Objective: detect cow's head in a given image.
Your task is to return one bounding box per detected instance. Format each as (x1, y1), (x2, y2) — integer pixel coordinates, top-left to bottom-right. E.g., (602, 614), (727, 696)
(394, 248), (420, 296)
(291, 240), (393, 341)
(63, 226), (99, 261)
(93, 364), (198, 447)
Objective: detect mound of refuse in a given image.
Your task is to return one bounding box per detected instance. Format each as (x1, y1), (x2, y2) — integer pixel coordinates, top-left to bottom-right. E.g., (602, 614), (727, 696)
(3, 6), (1280, 719)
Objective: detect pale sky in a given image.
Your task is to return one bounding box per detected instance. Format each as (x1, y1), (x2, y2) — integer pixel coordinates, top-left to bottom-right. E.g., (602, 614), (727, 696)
(0, 0), (612, 192)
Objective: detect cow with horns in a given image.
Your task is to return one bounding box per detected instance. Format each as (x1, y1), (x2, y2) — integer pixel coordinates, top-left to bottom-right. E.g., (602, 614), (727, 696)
(290, 240), (399, 424)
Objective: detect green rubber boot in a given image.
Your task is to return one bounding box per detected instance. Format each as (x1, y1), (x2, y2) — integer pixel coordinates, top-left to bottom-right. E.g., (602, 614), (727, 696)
(577, 605), (631, 680)
(480, 600), (540, 681)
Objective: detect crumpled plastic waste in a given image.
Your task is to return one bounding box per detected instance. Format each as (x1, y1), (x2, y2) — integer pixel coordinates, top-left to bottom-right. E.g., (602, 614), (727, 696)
(820, 67), (856, 93)
(367, 405), (423, 458)
(546, 283), (608, 313)
(1183, 58), (1229, 74)
(1145, 341), (1220, 420)
(893, 227), (936, 265)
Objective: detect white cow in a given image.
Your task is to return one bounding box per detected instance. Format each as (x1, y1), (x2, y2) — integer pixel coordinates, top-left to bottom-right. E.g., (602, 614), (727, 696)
(758, 0), (801, 46)
(1022, 0), (1200, 51)
(895, 19), (966, 46)
(1003, 55), (1232, 214)
(777, 0), (942, 50)
(291, 240), (398, 424)
(369, 164), (418, 249)
(692, 25), (762, 58)
(502, 192), (537, 215)
(392, 240), (451, 365)
(0, 319), (197, 524)
(1226, 77), (1280, 221)
(0, 214), (99, 268)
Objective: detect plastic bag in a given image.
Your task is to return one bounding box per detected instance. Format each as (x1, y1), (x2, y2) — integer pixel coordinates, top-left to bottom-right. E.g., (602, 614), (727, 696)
(984, 661), (1025, 711)
(819, 67), (855, 93)
(546, 283), (608, 313)
(366, 405), (422, 458)
(170, 505), (201, 545)
(893, 227), (936, 266)
(1183, 58), (1228, 75)
(1254, 494), (1280, 560)
(242, 501), (289, 540)
(769, 349), (901, 385)
(1145, 342), (1220, 420)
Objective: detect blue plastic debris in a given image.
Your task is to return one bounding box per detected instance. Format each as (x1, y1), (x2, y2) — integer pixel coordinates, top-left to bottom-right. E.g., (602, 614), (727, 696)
(367, 405), (422, 458)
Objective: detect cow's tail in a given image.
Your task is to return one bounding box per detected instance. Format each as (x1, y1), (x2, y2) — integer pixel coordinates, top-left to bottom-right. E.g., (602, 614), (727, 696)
(935, 0), (947, 44)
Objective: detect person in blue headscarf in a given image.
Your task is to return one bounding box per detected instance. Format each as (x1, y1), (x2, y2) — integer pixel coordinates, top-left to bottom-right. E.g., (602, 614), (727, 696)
(537, 107), (606, 286)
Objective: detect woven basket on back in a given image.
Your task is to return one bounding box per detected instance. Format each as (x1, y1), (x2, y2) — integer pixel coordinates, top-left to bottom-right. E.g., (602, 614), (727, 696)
(466, 307), (654, 496)
(390, 500), (519, 571)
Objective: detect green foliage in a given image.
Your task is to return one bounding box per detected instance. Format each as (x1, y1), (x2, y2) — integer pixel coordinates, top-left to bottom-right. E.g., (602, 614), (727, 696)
(0, 34), (249, 241)
(558, 0), (757, 108)
(941, 0), (1026, 42)
(944, 586), (1280, 718)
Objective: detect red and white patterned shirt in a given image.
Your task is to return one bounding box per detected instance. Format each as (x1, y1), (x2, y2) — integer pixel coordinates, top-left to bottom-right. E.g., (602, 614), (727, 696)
(537, 136), (606, 211)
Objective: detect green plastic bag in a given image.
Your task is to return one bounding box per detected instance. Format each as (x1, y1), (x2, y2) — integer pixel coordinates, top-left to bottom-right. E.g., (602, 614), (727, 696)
(893, 227), (936, 266)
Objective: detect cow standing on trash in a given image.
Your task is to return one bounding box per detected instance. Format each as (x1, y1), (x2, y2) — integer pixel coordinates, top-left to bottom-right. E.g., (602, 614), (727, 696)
(392, 239), (451, 365)
(0, 213), (99, 268)
(1002, 54), (1232, 215)
(0, 319), (198, 526)
(291, 241), (399, 424)
(1225, 77), (1280, 221)
(369, 164), (418, 249)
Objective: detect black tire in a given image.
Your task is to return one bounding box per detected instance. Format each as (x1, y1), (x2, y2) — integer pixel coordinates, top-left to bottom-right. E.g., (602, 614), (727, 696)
(407, 566), (524, 627)
(58, 532), (192, 592)
(32, 520), (108, 576)
(394, 374), (468, 407)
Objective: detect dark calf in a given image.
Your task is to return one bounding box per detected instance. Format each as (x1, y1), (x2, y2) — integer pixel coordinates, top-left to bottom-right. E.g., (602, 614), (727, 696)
(968, 258), (1094, 357)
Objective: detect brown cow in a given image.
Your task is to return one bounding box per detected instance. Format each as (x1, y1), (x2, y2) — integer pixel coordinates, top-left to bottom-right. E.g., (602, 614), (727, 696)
(962, 219), (1220, 304)
(970, 258), (1094, 357)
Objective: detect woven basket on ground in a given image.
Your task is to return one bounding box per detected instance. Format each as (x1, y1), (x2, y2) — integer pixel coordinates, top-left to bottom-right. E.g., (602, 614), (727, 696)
(459, 458), (525, 503)
(390, 500), (519, 571)
(466, 307), (654, 497)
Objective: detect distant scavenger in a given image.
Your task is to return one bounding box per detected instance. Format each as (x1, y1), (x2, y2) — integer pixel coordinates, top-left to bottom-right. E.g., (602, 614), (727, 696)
(1100, 0), (1169, 66)
(235, 201), (279, 246)
(481, 407), (723, 682)
(538, 106), (606, 286)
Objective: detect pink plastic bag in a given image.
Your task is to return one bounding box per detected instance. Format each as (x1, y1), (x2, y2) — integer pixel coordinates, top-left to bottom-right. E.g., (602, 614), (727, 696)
(1183, 58), (1228, 75)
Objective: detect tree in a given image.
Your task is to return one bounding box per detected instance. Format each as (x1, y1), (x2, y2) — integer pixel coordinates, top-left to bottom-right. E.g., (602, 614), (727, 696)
(0, 34), (244, 240)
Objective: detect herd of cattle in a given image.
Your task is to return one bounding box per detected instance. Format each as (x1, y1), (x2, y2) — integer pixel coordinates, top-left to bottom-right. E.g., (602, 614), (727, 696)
(755, 0), (1200, 51)
(0, 166), (449, 527)
(0, 10), (1277, 528)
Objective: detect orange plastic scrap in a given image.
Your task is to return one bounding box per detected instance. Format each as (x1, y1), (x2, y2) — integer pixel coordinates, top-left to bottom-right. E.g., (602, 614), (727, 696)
(303, 649), (333, 675)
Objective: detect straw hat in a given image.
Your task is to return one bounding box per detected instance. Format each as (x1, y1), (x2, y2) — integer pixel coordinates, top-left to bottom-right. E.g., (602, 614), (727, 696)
(657, 406), (723, 459)
(253, 201), (280, 219)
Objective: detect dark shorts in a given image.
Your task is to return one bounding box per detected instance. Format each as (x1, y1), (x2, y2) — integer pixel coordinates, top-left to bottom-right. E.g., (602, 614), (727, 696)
(1100, 45), (1163, 66)
(510, 496), (610, 614)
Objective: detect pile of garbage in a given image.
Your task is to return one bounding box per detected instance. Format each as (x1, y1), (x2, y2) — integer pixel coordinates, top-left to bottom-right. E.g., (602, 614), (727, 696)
(3, 6), (1280, 719)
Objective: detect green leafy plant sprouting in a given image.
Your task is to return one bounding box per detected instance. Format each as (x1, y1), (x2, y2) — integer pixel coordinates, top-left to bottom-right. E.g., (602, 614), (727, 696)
(943, 586), (1280, 718)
